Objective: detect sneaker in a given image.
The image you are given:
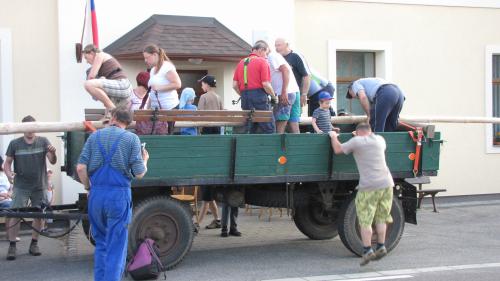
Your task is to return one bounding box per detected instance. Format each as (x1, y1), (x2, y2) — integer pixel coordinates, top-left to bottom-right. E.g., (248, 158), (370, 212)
(29, 243), (41, 256)
(229, 230), (242, 237)
(193, 223), (200, 234)
(206, 220), (221, 229)
(221, 231), (228, 238)
(360, 249), (376, 266)
(374, 246), (387, 260)
(6, 245), (16, 261)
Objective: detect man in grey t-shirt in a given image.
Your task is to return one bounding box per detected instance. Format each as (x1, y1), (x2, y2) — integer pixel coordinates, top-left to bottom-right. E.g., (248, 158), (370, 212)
(329, 123), (394, 266)
(4, 115), (57, 260)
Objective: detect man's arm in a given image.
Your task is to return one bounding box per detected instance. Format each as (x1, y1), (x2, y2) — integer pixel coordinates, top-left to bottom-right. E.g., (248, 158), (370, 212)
(279, 64), (290, 105)
(262, 81), (276, 96)
(357, 90), (371, 120)
(46, 144), (57, 165)
(328, 131), (344, 155)
(76, 164), (90, 190)
(232, 80), (241, 96)
(3, 156), (15, 184)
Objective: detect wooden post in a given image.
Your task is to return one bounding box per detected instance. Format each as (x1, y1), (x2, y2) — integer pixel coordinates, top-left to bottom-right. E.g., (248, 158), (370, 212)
(1, 116), (500, 134)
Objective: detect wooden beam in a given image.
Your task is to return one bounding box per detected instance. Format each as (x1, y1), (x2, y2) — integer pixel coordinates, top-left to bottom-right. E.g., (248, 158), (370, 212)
(3, 115), (500, 134)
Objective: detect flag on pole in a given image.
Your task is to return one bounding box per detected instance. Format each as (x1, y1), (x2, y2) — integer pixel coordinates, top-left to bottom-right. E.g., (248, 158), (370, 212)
(90, 0), (99, 48)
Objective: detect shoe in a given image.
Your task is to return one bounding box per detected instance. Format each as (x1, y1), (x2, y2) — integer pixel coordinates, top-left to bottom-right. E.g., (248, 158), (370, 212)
(229, 230), (242, 237)
(206, 220), (221, 229)
(360, 249), (376, 266)
(221, 231), (228, 238)
(6, 245), (16, 261)
(374, 246), (387, 260)
(29, 243), (41, 256)
(193, 223), (200, 234)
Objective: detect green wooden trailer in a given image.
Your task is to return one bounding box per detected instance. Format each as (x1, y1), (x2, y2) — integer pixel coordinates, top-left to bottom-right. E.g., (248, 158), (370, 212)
(63, 129), (441, 269)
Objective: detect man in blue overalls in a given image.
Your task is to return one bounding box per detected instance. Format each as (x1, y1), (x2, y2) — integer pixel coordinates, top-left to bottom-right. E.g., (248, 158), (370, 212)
(77, 108), (149, 281)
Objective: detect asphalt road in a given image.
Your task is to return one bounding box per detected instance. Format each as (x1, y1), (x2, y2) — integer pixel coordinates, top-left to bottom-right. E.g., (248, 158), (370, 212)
(0, 199), (499, 281)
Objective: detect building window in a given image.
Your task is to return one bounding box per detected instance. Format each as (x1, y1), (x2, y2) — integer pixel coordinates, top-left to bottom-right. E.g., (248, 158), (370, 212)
(493, 55), (500, 146)
(336, 51), (375, 115)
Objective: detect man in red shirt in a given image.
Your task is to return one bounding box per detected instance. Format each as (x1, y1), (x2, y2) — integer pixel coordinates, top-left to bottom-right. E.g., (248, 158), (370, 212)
(233, 41), (277, 134)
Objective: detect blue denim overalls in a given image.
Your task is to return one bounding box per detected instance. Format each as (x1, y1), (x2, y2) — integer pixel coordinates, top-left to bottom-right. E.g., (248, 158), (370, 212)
(88, 130), (132, 281)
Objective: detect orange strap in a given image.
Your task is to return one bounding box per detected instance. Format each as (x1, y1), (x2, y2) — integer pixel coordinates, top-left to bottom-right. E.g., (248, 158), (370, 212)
(83, 121), (97, 133)
(408, 128), (424, 176)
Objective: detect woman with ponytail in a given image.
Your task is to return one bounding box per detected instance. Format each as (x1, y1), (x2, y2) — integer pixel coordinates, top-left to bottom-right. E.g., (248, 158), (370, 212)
(142, 45), (182, 111)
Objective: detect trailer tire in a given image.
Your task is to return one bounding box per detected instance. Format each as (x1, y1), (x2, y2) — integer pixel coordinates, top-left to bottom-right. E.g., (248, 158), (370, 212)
(245, 188), (309, 208)
(338, 194), (405, 256)
(128, 196), (194, 270)
(293, 203), (339, 240)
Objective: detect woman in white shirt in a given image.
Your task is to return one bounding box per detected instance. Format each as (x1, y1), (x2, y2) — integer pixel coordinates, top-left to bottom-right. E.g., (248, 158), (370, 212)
(142, 45), (181, 111)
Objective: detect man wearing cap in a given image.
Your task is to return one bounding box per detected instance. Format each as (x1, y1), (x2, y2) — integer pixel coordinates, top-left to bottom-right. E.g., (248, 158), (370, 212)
(329, 123), (394, 266)
(233, 41), (277, 134)
(265, 46), (301, 134)
(346, 78), (405, 132)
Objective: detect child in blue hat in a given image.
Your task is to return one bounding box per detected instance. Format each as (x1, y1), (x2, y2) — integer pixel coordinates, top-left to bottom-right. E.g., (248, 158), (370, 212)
(312, 91), (339, 134)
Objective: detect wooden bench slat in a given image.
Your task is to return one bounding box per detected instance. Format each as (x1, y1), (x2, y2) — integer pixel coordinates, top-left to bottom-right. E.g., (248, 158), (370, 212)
(133, 116), (273, 122)
(133, 110), (273, 117)
(85, 109), (106, 114)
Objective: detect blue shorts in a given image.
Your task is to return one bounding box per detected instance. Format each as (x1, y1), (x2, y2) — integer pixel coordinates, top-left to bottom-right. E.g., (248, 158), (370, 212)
(274, 92), (297, 121)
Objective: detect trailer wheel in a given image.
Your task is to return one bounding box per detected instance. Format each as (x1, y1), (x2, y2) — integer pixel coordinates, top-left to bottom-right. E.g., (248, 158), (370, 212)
(81, 220), (95, 246)
(128, 196), (194, 270)
(293, 203), (339, 240)
(338, 195), (405, 256)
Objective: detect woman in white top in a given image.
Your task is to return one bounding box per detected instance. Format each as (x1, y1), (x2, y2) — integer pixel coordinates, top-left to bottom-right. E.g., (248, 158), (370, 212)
(142, 45), (181, 110)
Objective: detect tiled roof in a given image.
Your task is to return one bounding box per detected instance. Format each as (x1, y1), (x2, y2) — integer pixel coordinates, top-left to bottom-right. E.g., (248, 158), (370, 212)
(104, 15), (251, 61)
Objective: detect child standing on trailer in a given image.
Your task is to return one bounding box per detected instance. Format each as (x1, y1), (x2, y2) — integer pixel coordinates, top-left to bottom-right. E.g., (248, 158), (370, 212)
(179, 88), (198, 136)
(312, 91), (338, 134)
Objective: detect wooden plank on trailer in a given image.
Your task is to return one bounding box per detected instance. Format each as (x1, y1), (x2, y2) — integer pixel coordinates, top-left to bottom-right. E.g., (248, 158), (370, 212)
(133, 116), (273, 122)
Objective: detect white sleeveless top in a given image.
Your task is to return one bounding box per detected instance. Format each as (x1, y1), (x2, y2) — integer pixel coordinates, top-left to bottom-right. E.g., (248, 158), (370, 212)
(148, 61), (179, 109)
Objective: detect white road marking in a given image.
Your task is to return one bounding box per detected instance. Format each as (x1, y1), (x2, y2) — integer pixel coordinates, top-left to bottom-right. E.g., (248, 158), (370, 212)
(261, 262), (500, 281)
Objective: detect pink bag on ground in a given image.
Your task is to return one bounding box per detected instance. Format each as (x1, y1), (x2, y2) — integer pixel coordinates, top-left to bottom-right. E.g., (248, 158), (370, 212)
(127, 238), (166, 280)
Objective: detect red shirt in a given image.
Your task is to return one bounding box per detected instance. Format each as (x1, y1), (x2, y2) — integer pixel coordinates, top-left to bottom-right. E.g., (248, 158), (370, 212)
(233, 53), (271, 91)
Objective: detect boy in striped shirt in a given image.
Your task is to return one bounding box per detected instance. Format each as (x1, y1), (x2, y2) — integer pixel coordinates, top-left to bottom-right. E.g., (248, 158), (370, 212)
(312, 91), (338, 134)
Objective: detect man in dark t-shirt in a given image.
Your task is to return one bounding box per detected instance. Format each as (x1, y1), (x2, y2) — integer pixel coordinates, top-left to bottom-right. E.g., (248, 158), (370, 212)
(275, 38), (311, 109)
(4, 115), (57, 261)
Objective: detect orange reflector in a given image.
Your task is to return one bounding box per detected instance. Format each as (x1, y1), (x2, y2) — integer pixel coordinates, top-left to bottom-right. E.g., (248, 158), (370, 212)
(408, 153), (416, 161)
(278, 156), (287, 165)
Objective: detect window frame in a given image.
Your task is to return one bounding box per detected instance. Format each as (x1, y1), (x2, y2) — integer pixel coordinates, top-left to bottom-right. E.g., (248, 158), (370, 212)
(327, 40), (393, 112)
(485, 45), (500, 153)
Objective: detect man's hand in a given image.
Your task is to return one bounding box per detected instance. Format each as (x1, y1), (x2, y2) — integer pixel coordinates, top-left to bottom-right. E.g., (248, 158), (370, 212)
(142, 148), (150, 162)
(329, 131), (338, 138)
(7, 173), (15, 184)
(270, 95), (278, 106)
(47, 145), (56, 155)
(300, 94), (307, 107)
(352, 131), (358, 136)
(279, 93), (289, 105)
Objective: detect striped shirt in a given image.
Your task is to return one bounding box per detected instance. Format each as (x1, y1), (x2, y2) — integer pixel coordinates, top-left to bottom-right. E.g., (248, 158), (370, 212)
(312, 108), (333, 133)
(78, 126), (145, 180)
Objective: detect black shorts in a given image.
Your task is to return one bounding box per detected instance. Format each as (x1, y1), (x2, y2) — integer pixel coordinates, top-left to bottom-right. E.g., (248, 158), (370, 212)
(201, 127), (221, 135)
(201, 186), (215, 201)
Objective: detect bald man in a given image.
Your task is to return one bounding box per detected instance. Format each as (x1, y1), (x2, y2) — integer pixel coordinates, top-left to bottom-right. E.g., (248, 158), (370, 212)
(275, 38), (311, 109)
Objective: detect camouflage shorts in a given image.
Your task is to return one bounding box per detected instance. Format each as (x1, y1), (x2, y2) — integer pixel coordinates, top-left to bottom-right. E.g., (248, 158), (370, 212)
(355, 187), (394, 228)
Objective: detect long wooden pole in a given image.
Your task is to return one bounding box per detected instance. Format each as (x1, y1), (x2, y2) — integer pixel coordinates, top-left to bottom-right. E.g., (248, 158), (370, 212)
(1, 115), (500, 134)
